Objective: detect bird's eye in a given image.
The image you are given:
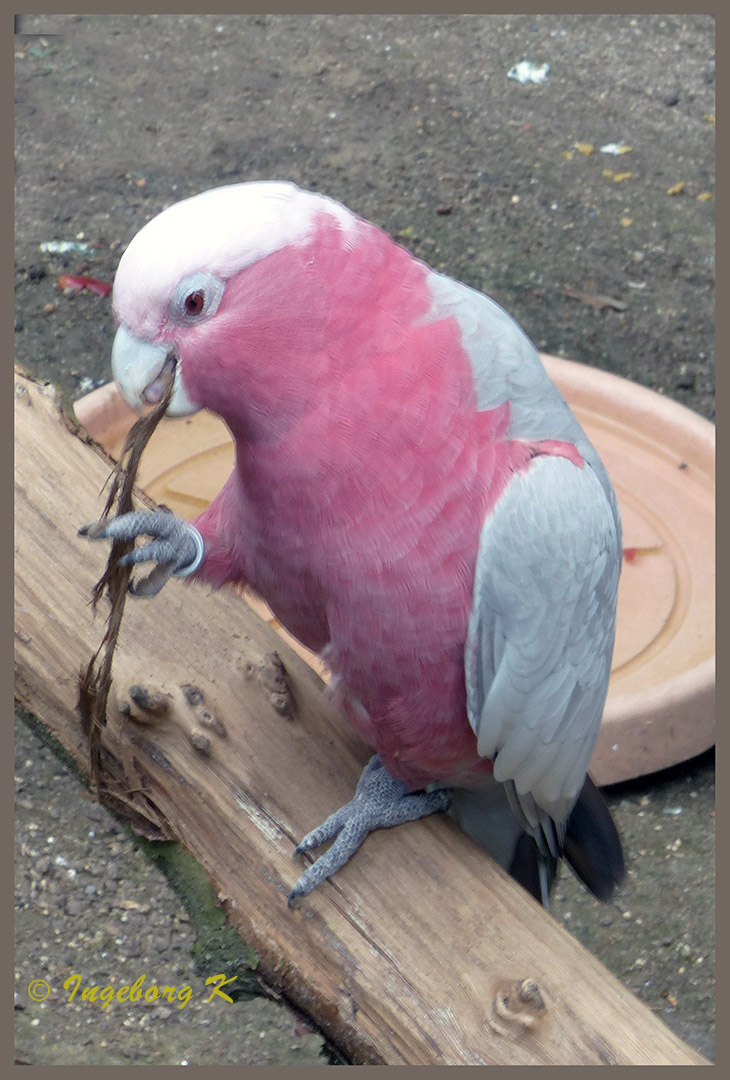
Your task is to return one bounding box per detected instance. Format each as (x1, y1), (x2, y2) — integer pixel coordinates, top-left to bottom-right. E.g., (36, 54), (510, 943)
(184, 290), (206, 316)
(173, 272), (224, 323)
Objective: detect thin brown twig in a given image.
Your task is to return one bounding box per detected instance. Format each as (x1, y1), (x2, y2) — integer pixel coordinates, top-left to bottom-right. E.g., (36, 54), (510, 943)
(77, 371), (175, 795)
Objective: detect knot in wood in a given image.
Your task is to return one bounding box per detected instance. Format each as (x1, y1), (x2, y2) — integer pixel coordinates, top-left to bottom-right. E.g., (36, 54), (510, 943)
(182, 683), (227, 738)
(494, 977), (547, 1030)
(182, 684), (205, 707)
(15, 382), (31, 405)
(190, 730), (212, 756)
(116, 684), (170, 725)
(128, 685), (170, 716)
(245, 652), (296, 719)
(259, 651), (290, 693)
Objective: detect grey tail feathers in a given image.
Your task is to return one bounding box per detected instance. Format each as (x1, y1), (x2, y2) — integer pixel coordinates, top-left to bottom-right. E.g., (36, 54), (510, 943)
(509, 775), (624, 907)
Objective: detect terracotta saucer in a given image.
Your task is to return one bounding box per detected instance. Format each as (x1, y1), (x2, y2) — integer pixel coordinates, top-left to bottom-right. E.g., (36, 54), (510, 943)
(74, 356), (715, 785)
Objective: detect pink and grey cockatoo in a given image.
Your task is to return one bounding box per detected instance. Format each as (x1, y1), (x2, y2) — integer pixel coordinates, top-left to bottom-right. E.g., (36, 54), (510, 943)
(83, 181), (624, 908)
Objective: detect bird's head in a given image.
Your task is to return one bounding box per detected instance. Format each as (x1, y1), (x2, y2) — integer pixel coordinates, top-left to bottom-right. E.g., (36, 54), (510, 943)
(111, 181), (360, 424)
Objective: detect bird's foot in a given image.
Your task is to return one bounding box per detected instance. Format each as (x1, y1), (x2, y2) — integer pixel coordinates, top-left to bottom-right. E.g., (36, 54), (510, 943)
(79, 510), (204, 596)
(288, 754), (452, 904)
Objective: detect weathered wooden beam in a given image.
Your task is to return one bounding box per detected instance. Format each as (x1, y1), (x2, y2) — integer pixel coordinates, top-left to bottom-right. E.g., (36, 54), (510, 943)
(14, 372), (708, 1065)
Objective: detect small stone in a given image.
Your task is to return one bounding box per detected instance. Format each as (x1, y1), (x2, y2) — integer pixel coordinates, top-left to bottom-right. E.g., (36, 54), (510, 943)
(675, 368), (696, 390)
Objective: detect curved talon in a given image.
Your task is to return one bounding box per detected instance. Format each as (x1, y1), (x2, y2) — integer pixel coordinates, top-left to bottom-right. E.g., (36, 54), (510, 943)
(128, 561), (178, 597)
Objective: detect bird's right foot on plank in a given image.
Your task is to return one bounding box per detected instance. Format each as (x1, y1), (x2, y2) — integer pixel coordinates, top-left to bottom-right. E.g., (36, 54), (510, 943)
(289, 754), (452, 904)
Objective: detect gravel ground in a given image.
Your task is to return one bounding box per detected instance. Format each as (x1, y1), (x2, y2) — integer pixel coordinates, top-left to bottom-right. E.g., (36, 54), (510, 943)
(14, 707), (332, 1067)
(14, 12), (715, 1065)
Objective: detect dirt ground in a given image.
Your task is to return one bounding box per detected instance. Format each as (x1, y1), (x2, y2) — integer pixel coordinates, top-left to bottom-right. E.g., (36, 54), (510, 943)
(14, 12), (715, 1065)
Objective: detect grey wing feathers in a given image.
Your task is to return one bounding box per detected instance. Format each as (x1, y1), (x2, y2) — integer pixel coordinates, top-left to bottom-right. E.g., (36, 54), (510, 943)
(425, 270), (619, 518)
(464, 455), (621, 843)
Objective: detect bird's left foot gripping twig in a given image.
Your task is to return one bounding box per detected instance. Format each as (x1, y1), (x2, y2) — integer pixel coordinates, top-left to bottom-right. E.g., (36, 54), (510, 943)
(79, 511), (204, 597)
(289, 754), (453, 904)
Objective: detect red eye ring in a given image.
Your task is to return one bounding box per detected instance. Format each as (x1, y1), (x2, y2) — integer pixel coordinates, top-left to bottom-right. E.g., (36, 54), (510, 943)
(184, 290), (205, 316)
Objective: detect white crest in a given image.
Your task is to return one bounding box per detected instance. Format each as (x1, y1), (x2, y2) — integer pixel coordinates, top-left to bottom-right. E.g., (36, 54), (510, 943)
(113, 181), (359, 339)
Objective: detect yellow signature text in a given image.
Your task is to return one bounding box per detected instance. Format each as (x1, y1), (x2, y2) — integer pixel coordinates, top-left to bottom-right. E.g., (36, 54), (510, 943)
(62, 972), (235, 1010)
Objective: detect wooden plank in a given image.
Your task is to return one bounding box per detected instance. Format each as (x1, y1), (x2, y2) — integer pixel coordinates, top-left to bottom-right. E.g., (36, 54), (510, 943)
(14, 372), (708, 1065)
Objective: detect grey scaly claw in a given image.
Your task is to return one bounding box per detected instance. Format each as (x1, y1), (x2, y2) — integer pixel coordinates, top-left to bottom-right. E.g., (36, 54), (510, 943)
(79, 510), (204, 596)
(288, 754), (453, 904)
